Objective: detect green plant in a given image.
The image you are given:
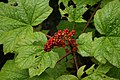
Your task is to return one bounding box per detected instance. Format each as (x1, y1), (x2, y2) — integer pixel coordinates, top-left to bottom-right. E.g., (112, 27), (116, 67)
(0, 0), (120, 80)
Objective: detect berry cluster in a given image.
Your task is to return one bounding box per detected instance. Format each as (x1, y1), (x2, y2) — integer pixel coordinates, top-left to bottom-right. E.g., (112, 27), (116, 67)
(44, 29), (77, 53)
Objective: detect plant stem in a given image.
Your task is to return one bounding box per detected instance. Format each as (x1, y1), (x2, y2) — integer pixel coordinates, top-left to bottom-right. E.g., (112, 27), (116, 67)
(81, 1), (101, 33)
(73, 52), (78, 71)
(46, 34), (51, 38)
(57, 52), (71, 63)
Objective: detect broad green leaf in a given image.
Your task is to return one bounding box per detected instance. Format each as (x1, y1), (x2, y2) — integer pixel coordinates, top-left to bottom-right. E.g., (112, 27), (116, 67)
(94, 0), (120, 36)
(77, 32), (93, 57)
(0, 0), (52, 54)
(77, 0), (120, 68)
(56, 75), (78, 80)
(17, 0), (52, 26)
(93, 37), (120, 67)
(77, 32), (107, 64)
(0, 60), (29, 80)
(94, 0), (120, 68)
(15, 32), (59, 77)
(77, 65), (86, 79)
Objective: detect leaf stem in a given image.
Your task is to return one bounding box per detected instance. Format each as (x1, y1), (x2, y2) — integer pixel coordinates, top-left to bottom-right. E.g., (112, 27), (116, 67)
(81, 1), (101, 33)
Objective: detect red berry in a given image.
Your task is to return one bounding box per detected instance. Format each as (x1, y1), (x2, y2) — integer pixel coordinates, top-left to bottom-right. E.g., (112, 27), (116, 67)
(44, 29), (77, 53)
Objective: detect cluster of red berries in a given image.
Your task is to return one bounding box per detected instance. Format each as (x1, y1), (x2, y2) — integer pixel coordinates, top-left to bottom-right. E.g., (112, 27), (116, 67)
(44, 29), (78, 53)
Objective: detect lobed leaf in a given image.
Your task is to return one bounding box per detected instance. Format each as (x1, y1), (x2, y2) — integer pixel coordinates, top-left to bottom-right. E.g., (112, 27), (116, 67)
(15, 32), (59, 77)
(0, 0), (52, 54)
(77, 0), (120, 68)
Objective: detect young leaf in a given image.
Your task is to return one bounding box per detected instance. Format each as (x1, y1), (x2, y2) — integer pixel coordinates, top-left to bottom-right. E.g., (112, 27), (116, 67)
(56, 75), (78, 80)
(77, 65), (86, 79)
(0, 0), (52, 54)
(59, 0), (100, 22)
(85, 64), (95, 75)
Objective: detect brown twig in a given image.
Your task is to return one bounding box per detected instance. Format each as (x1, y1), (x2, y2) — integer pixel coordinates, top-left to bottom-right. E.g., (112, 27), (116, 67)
(81, 1), (101, 34)
(73, 52), (78, 71)
(46, 34), (51, 38)
(57, 52), (71, 63)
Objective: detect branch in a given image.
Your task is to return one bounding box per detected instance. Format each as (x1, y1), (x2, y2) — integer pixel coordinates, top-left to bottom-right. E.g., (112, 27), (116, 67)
(46, 34), (51, 38)
(57, 52), (71, 63)
(81, 1), (101, 33)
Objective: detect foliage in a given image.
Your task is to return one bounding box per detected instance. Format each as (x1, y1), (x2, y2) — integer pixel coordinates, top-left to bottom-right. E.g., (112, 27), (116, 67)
(0, 0), (120, 80)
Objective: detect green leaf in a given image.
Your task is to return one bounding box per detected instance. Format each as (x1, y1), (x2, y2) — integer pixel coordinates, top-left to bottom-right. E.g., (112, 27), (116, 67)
(15, 32), (59, 77)
(0, 60), (29, 80)
(85, 64), (95, 75)
(59, 0), (100, 22)
(0, 0), (52, 54)
(59, 5), (87, 22)
(94, 0), (120, 68)
(77, 0), (120, 68)
(95, 63), (112, 74)
(77, 32), (93, 57)
(29, 51), (59, 77)
(94, 0), (120, 36)
(0, 60), (55, 80)
(56, 75), (78, 80)
(77, 65), (86, 79)
(17, 0), (52, 26)
(77, 32), (107, 64)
